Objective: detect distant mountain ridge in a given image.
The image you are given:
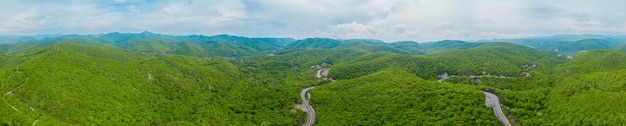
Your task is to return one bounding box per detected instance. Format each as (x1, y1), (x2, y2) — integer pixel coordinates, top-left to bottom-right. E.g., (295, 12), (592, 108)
(2, 32), (626, 57)
(535, 39), (622, 53)
(478, 34), (626, 54)
(1, 32), (296, 57)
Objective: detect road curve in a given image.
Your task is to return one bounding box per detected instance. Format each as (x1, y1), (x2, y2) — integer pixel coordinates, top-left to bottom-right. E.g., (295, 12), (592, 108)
(484, 91), (511, 126)
(301, 87), (316, 126)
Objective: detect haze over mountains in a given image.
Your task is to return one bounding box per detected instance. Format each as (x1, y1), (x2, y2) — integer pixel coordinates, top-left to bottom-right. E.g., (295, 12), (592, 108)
(3, 32), (626, 55)
(1, 32), (625, 125)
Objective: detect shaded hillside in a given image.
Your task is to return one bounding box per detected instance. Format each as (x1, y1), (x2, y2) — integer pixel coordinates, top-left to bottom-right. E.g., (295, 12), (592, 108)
(390, 41), (423, 49)
(536, 39), (622, 53)
(285, 38), (425, 55)
(421, 40), (483, 52)
(1, 32), (295, 57)
(0, 40), (59, 54)
(98, 32), (293, 56)
(481, 34), (626, 48)
(0, 35), (60, 44)
(339, 40), (425, 55)
(285, 38), (342, 49)
(611, 44), (626, 54)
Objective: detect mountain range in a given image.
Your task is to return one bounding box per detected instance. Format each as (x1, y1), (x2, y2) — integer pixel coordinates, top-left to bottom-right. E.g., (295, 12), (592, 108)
(1, 32), (625, 125)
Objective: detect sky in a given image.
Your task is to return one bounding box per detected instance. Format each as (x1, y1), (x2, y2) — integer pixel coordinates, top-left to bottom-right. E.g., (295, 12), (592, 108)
(0, 0), (625, 42)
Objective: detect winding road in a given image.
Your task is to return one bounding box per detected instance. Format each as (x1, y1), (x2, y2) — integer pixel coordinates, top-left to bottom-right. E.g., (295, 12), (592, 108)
(300, 87), (316, 126)
(484, 91), (511, 126)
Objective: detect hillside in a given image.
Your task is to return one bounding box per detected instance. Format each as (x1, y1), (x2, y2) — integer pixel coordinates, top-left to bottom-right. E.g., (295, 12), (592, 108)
(543, 50), (626, 125)
(421, 40), (483, 52)
(558, 50), (626, 74)
(0, 35), (60, 44)
(0, 42), (301, 125)
(100, 32), (293, 56)
(285, 38), (426, 55)
(611, 44), (626, 53)
(1, 33), (625, 125)
(1, 33), (294, 57)
(329, 42), (559, 81)
(482, 34), (626, 48)
(426, 42), (549, 76)
(481, 35), (626, 56)
(312, 69), (499, 125)
(285, 38), (343, 49)
(339, 40), (425, 55)
(535, 39), (622, 53)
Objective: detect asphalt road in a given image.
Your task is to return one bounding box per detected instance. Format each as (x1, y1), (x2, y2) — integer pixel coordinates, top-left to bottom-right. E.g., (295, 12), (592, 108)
(484, 91), (512, 126)
(301, 87), (316, 126)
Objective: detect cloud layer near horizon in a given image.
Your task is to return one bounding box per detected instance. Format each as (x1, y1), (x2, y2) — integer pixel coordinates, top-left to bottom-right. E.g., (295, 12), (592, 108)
(1, 0), (624, 41)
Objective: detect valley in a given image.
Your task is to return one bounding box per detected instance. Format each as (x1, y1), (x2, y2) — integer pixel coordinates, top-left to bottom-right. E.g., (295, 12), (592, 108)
(0, 33), (625, 125)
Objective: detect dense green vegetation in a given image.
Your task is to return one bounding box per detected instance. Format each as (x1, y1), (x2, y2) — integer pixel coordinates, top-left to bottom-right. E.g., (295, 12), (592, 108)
(486, 35), (626, 55)
(312, 69), (499, 125)
(421, 40), (483, 52)
(1, 32), (625, 125)
(286, 38), (426, 55)
(532, 50), (626, 125)
(0, 42), (304, 125)
(440, 50), (626, 125)
(535, 39), (621, 54)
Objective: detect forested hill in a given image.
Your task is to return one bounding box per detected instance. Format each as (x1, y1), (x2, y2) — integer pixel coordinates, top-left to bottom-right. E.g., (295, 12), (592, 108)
(479, 34), (626, 54)
(1, 32), (626, 125)
(535, 39), (622, 53)
(4, 32), (626, 57)
(421, 40), (483, 52)
(0, 32), (295, 57)
(285, 38), (426, 55)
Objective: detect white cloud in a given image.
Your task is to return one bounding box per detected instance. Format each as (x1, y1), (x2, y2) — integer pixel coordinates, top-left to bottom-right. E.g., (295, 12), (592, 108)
(325, 22), (378, 38)
(0, 0), (624, 41)
(309, 0), (626, 41)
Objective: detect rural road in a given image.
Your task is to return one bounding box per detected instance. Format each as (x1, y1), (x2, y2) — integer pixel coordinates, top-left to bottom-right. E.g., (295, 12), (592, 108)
(300, 87), (316, 126)
(484, 91), (512, 126)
